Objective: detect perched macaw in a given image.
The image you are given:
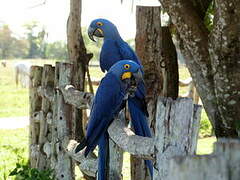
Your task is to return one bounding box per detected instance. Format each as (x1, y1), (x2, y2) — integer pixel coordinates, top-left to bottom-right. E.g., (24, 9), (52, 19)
(88, 18), (153, 177)
(75, 60), (144, 180)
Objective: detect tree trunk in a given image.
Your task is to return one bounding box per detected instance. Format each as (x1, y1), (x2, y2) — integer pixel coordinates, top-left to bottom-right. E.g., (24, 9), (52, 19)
(67, 0), (89, 143)
(134, 6), (162, 180)
(161, 26), (179, 99)
(159, 0), (240, 138)
(67, 1), (94, 179)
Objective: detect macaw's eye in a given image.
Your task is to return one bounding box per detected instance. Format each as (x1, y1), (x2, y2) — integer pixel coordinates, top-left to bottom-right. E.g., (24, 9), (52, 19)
(124, 64), (131, 70)
(96, 22), (103, 26)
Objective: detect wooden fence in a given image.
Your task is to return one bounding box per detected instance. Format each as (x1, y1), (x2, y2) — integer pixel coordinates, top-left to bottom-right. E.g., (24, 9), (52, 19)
(29, 62), (240, 180)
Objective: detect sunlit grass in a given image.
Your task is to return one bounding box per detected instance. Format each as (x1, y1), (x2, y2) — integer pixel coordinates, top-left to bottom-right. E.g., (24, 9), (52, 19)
(197, 136), (216, 155)
(0, 128), (28, 180)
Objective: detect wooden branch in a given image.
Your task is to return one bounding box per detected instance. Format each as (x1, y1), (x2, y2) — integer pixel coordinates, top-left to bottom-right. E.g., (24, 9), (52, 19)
(62, 139), (97, 177)
(108, 115), (155, 160)
(60, 85), (93, 109)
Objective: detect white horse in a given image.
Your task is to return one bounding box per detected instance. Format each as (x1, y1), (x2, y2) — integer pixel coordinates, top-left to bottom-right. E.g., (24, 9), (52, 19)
(14, 62), (31, 88)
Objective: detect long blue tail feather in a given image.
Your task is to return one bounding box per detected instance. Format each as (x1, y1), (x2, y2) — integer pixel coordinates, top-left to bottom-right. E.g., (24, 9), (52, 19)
(97, 133), (109, 180)
(128, 98), (153, 178)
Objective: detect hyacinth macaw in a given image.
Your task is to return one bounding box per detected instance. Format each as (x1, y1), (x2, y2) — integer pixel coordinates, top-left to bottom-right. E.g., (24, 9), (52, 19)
(88, 18), (153, 177)
(75, 60), (143, 180)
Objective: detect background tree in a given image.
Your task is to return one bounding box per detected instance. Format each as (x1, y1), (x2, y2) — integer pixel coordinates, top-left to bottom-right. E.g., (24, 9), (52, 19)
(24, 21), (47, 59)
(67, 0), (93, 179)
(159, 0), (240, 138)
(46, 41), (68, 60)
(0, 25), (14, 59)
(0, 24), (29, 59)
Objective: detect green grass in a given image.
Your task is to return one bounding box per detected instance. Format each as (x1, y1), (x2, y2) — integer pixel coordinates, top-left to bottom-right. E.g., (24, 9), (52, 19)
(0, 128), (28, 180)
(0, 63), (29, 117)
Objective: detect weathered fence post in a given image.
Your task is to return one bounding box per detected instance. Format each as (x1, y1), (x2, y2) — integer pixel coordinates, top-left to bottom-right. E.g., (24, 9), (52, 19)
(29, 66), (43, 168)
(214, 139), (240, 180)
(167, 155), (228, 180)
(166, 139), (240, 180)
(153, 97), (202, 179)
(37, 64), (55, 170)
(52, 62), (75, 179)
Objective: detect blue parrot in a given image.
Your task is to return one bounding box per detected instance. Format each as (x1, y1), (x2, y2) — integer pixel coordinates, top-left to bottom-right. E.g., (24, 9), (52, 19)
(75, 60), (144, 180)
(88, 18), (153, 177)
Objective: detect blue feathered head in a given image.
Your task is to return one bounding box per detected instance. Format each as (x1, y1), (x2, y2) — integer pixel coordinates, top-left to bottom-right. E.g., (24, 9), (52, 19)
(108, 60), (143, 83)
(88, 18), (121, 41)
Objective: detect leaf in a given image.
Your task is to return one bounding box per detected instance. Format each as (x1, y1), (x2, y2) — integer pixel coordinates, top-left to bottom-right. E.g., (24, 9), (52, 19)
(9, 168), (18, 176)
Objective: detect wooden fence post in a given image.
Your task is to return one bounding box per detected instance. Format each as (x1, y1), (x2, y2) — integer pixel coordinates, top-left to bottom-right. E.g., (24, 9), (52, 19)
(167, 155), (228, 180)
(166, 139), (240, 180)
(29, 66), (43, 168)
(36, 64), (55, 170)
(52, 62), (75, 179)
(214, 139), (240, 180)
(153, 97), (202, 179)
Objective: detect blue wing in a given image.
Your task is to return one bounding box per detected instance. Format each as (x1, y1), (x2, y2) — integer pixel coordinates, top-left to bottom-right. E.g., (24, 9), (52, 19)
(100, 40), (141, 72)
(83, 72), (125, 156)
(100, 38), (153, 176)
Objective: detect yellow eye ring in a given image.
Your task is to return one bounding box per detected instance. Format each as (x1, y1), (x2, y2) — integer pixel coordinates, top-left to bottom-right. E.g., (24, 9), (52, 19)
(124, 64), (131, 70)
(96, 22), (103, 26)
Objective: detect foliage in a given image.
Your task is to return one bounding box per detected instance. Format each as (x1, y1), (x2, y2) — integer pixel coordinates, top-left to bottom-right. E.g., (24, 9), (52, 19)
(0, 25), (29, 59)
(46, 41), (68, 60)
(24, 21), (48, 59)
(9, 163), (55, 180)
(199, 109), (213, 138)
(204, 1), (214, 31)
(0, 22), (68, 60)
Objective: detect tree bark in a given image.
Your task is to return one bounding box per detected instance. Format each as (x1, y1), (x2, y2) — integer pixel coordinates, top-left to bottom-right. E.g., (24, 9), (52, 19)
(161, 26), (179, 99)
(159, 0), (240, 138)
(134, 6), (162, 180)
(209, 0), (240, 136)
(67, 1), (94, 179)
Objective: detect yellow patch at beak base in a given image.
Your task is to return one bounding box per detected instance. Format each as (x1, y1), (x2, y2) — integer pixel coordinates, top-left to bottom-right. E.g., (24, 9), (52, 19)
(121, 72), (132, 80)
(97, 28), (104, 36)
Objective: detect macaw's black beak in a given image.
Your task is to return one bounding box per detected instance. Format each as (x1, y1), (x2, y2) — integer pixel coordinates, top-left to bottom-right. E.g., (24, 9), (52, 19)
(132, 68), (143, 84)
(127, 69), (143, 97)
(88, 26), (104, 42)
